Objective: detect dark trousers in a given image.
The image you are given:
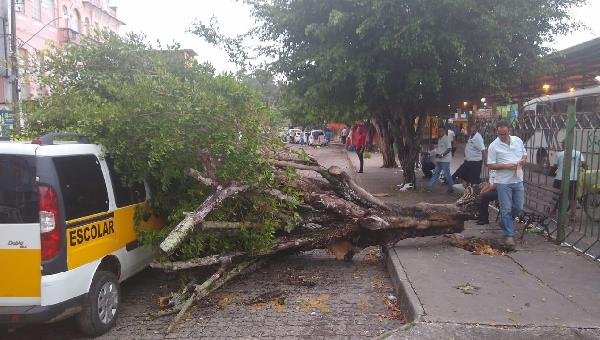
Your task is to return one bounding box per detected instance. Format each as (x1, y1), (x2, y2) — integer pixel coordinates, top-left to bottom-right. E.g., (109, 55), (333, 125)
(357, 147), (364, 172)
(422, 161), (435, 178)
(479, 190), (498, 222)
(452, 160), (483, 184)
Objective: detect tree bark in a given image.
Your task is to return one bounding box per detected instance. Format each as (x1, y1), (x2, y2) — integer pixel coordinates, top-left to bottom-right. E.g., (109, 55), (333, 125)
(396, 114), (425, 186)
(371, 115), (397, 168)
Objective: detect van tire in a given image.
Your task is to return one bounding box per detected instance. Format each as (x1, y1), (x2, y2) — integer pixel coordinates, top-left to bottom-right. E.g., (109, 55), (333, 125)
(76, 271), (121, 337)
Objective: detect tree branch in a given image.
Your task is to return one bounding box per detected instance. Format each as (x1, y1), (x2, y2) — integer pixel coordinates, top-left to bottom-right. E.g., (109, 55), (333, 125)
(159, 184), (250, 254)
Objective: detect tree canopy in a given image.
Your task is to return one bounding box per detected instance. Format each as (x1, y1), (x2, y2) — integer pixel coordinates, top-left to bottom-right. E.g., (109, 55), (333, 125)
(25, 32), (294, 259)
(238, 0), (586, 182)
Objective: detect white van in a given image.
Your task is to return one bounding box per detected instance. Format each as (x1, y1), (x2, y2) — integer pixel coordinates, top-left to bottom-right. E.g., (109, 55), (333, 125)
(0, 133), (163, 336)
(521, 86), (600, 170)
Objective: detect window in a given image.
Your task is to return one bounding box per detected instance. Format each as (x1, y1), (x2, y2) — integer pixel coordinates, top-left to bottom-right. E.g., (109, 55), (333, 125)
(53, 155), (109, 220)
(576, 95), (600, 114)
(84, 17), (90, 33)
(535, 104), (549, 115)
(62, 6), (69, 28)
(33, 0), (42, 20)
(106, 158), (146, 208)
(73, 9), (81, 32)
(0, 156), (38, 223)
(552, 99), (573, 114)
(44, 0), (57, 26)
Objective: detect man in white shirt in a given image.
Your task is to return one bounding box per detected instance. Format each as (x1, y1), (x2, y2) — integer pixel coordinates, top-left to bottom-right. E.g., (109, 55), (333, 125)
(551, 140), (586, 221)
(452, 124), (485, 184)
(487, 120), (527, 248)
(341, 127), (348, 144)
(426, 127), (454, 194)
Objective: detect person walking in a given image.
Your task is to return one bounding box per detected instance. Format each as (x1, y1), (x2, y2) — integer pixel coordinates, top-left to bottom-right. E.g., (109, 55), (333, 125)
(452, 124), (485, 184)
(486, 120), (527, 248)
(341, 127), (349, 144)
(426, 127), (454, 193)
(324, 127), (332, 145)
(352, 124), (368, 173)
(551, 140), (586, 221)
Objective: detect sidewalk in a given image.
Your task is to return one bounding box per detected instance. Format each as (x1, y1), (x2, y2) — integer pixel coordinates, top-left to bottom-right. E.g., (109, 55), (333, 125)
(339, 146), (600, 338)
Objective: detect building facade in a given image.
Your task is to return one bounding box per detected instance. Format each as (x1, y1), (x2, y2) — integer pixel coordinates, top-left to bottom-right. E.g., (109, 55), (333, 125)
(1, 0), (123, 104)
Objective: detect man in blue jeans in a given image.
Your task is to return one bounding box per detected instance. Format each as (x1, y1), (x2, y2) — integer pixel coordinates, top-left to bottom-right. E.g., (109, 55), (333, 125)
(426, 127), (454, 194)
(486, 120), (527, 248)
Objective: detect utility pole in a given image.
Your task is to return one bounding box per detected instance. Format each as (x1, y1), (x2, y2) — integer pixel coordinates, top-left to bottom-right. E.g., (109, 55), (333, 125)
(9, 0), (19, 135)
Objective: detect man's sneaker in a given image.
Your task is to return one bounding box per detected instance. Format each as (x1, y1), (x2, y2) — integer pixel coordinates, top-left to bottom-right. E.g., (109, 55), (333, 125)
(505, 237), (516, 248)
(476, 220), (489, 225)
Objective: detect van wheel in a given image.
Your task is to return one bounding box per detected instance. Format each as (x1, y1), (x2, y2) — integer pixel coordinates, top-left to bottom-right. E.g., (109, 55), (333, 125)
(76, 271), (120, 337)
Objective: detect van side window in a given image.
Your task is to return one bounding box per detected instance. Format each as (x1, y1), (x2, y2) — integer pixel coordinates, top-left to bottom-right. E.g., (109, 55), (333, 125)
(53, 155), (109, 220)
(576, 95), (599, 114)
(106, 158), (146, 207)
(553, 99), (572, 114)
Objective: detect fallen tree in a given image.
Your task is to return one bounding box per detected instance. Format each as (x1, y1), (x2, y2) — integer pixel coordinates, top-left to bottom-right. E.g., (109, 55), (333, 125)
(24, 32), (483, 334)
(153, 148), (480, 333)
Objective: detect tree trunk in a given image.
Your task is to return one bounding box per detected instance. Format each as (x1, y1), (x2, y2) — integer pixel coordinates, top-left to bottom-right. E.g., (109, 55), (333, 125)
(396, 114), (425, 186)
(371, 115), (397, 168)
(154, 150), (483, 332)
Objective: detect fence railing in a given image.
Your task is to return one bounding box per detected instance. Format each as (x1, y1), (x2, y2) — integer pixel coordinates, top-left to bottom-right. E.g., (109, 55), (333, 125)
(476, 110), (600, 260)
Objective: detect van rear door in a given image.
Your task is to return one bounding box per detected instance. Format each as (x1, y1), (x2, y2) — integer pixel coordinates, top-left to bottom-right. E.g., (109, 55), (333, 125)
(0, 154), (41, 306)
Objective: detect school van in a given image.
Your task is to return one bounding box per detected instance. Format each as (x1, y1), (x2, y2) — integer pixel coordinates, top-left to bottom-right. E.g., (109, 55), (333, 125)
(0, 133), (163, 336)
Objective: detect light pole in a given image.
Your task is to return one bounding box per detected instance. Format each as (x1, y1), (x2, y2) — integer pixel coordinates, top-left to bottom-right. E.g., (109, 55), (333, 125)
(9, 0), (19, 134)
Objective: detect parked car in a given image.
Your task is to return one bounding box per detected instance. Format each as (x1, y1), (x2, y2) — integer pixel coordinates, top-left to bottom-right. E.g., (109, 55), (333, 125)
(286, 128), (302, 143)
(0, 133), (163, 336)
(308, 129), (325, 146)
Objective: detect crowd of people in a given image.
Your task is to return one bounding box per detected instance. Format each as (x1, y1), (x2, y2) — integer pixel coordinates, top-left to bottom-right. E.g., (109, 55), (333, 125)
(424, 120), (585, 248)
(422, 121), (526, 247)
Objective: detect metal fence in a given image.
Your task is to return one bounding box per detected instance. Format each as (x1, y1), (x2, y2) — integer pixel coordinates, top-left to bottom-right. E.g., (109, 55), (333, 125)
(476, 108), (600, 260)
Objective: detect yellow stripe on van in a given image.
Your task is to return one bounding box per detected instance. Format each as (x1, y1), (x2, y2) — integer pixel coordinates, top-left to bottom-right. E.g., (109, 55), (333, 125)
(66, 203), (163, 270)
(0, 249), (41, 297)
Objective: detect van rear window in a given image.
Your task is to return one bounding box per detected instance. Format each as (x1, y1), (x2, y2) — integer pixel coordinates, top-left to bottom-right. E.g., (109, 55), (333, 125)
(0, 155), (39, 223)
(53, 155), (109, 220)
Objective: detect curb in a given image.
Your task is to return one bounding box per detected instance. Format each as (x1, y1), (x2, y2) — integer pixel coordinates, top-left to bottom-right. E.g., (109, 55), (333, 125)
(383, 245), (425, 323)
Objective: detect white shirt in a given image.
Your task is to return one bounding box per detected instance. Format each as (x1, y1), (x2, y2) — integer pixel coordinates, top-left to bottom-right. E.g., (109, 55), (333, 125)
(487, 135), (527, 184)
(435, 135), (452, 162)
(447, 129), (455, 141)
(554, 150), (584, 181)
(465, 132), (485, 161)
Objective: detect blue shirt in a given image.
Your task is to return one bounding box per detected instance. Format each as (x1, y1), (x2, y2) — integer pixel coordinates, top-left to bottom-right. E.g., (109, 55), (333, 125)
(487, 136), (527, 184)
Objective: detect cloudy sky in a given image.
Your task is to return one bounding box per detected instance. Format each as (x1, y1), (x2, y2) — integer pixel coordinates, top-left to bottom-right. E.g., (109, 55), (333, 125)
(110, 0), (600, 73)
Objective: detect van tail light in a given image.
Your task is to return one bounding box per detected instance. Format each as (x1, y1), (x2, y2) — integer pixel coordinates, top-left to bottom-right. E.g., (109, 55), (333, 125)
(39, 185), (61, 261)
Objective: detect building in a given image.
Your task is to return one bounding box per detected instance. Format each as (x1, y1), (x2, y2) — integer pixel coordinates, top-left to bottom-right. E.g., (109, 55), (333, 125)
(1, 0), (124, 104)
